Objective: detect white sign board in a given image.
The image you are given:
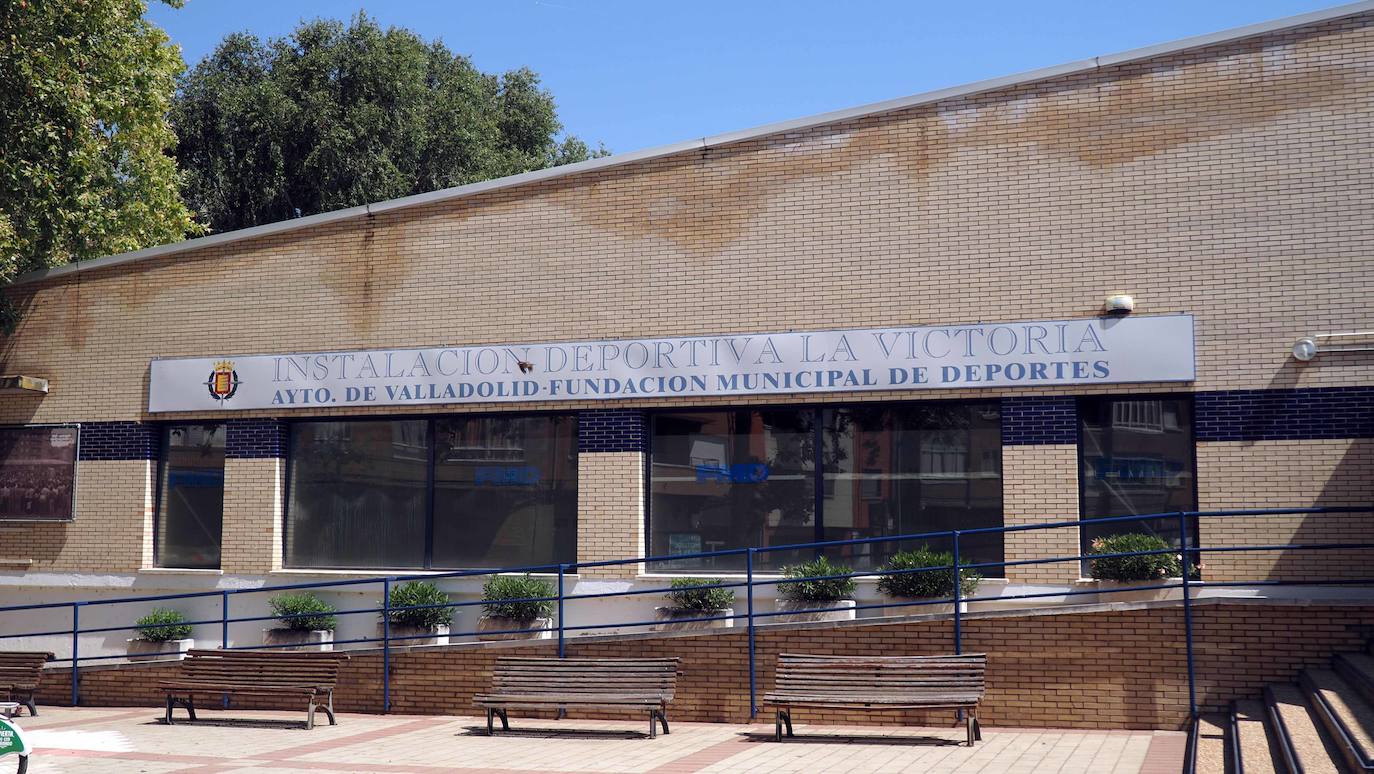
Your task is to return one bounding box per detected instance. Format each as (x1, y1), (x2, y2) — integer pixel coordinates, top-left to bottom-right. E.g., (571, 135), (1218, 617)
(148, 315), (1195, 413)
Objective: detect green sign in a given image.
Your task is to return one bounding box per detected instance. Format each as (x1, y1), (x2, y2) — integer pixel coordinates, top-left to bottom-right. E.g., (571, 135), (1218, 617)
(0, 717), (29, 759)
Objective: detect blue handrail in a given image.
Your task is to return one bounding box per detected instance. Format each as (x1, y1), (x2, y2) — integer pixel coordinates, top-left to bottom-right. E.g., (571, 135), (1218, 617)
(3, 505), (1370, 722)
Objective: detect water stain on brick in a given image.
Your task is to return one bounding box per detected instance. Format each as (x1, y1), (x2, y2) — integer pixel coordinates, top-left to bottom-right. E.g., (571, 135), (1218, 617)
(558, 25), (1366, 256)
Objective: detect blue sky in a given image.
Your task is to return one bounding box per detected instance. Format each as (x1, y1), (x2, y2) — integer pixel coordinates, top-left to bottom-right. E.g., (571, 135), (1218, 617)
(148, 0), (1345, 155)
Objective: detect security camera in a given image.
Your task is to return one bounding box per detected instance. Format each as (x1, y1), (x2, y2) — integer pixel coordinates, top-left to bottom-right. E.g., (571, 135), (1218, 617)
(1103, 294), (1135, 315)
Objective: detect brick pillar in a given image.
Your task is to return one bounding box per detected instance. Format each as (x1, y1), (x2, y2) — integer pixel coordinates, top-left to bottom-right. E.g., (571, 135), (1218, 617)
(74, 422), (158, 572)
(222, 419), (287, 573)
(576, 409), (646, 579)
(1001, 398), (1081, 584)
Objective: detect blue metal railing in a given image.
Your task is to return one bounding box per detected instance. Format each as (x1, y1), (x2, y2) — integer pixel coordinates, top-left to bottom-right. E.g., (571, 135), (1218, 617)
(1, 505), (1371, 718)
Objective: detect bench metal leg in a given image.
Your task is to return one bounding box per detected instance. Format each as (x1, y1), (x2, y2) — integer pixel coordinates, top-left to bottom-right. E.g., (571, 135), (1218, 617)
(973, 715), (982, 742)
(164, 694), (196, 725)
(322, 691), (337, 725)
(485, 708), (510, 735)
(306, 698), (317, 730)
(966, 714), (974, 746)
(24, 695), (36, 717)
(775, 709), (793, 741)
(658, 708), (670, 736)
(648, 710), (656, 739)
(164, 695), (175, 725)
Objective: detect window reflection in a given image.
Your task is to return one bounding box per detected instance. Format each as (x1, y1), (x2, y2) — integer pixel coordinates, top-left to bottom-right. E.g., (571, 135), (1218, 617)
(1079, 396), (1196, 549)
(287, 420), (429, 569)
(432, 416), (577, 569)
(157, 424), (225, 569)
(649, 410), (815, 571)
(822, 404), (1003, 573)
(648, 402), (1004, 573)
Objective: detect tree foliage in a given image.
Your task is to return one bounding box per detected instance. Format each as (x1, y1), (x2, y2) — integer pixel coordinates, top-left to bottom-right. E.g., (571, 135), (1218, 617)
(0, 0), (201, 286)
(173, 13), (605, 233)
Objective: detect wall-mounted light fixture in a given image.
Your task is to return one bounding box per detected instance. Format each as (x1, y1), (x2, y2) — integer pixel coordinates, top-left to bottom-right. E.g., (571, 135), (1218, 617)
(0, 375), (48, 394)
(1291, 331), (1374, 361)
(1103, 294), (1135, 315)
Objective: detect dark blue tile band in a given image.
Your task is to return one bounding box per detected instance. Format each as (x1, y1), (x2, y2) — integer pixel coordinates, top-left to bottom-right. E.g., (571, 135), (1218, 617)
(1001, 396), (1078, 445)
(579, 409), (646, 453)
(225, 419), (287, 459)
(77, 422), (157, 461)
(1195, 386), (1374, 442)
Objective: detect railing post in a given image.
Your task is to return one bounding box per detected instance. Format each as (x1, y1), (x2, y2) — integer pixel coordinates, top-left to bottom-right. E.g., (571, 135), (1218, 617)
(557, 564), (566, 659)
(747, 548), (757, 719)
(952, 531), (962, 655)
(70, 603), (80, 707)
(221, 591), (230, 708)
(1179, 511), (1198, 720)
(382, 578), (391, 714)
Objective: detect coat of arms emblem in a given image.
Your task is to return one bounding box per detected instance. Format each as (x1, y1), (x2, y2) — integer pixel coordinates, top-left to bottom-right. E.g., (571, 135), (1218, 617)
(205, 360), (240, 402)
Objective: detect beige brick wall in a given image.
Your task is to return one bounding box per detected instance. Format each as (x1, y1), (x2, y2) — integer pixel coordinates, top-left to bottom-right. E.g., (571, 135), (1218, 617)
(1197, 439), (1374, 581)
(0, 12), (1371, 580)
(0, 460), (151, 572)
(576, 452), (644, 578)
(1002, 445), (1082, 584)
(220, 457), (284, 574)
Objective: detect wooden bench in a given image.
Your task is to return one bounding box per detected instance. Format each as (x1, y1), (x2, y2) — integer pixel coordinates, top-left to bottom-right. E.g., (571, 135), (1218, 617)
(763, 653), (987, 745)
(474, 657), (680, 738)
(0, 652), (53, 717)
(157, 649), (350, 729)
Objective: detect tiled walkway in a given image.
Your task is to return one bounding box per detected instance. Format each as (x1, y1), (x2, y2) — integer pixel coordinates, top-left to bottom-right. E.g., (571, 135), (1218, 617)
(10, 707), (1185, 773)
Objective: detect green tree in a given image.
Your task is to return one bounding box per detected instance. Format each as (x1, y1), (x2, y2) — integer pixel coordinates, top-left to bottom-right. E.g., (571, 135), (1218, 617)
(0, 0), (201, 287)
(173, 13), (606, 233)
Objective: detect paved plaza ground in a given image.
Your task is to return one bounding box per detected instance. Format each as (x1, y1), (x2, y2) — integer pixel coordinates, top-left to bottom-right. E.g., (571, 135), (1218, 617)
(8, 706), (1185, 773)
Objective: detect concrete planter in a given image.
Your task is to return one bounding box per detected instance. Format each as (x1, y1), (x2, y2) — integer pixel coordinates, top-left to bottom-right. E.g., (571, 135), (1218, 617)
(477, 616), (553, 641)
(262, 628), (334, 651)
(382, 623), (450, 647)
(883, 597), (969, 617)
(653, 607), (735, 632)
(127, 637), (194, 662)
(1078, 579), (1183, 604)
(774, 599), (856, 623)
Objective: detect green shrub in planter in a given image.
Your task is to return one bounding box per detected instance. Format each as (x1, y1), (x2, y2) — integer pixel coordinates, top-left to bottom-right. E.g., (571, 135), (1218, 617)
(1088, 533), (1182, 582)
(385, 581), (454, 629)
(877, 546), (981, 599)
(135, 608), (192, 642)
(778, 557), (856, 602)
(665, 578), (735, 611)
(269, 593), (338, 631)
(482, 574), (555, 622)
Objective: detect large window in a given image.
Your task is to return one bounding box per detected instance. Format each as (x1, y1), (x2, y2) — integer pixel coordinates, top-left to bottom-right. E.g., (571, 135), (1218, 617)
(822, 404), (1003, 574)
(1079, 396), (1196, 550)
(0, 425), (78, 521)
(156, 424), (225, 569)
(286, 415), (576, 569)
(648, 402), (1003, 573)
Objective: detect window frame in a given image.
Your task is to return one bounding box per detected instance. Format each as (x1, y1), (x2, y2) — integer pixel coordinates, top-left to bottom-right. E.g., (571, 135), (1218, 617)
(643, 399), (1005, 571)
(1075, 393), (1200, 556)
(153, 423), (226, 569)
(281, 410), (579, 571)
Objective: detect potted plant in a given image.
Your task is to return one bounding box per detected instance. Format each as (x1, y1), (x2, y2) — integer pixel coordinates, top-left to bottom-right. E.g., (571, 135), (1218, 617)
(775, 557), (857, 622)
(654, 578), (736, 631)
(877, 546), (981, 616)
(264, 593), (337, 651)
(128, 608), (194, 661)
(477, 575), (555, 641)
(381, 581), (453, 646)
(1081, 533), (1184, 603)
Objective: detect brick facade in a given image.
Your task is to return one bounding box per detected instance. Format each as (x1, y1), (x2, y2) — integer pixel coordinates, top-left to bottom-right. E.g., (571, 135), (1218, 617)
(0, 11), (1371, 586)
(36, 601), (1374, 731)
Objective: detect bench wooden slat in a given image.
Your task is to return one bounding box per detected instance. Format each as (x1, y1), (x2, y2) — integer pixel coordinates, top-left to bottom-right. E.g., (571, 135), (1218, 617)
(162, 649), (348, 730)
(767, 653), (987, 746)
(474, 657), (680, 738)
(0, 652), (53, 717)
